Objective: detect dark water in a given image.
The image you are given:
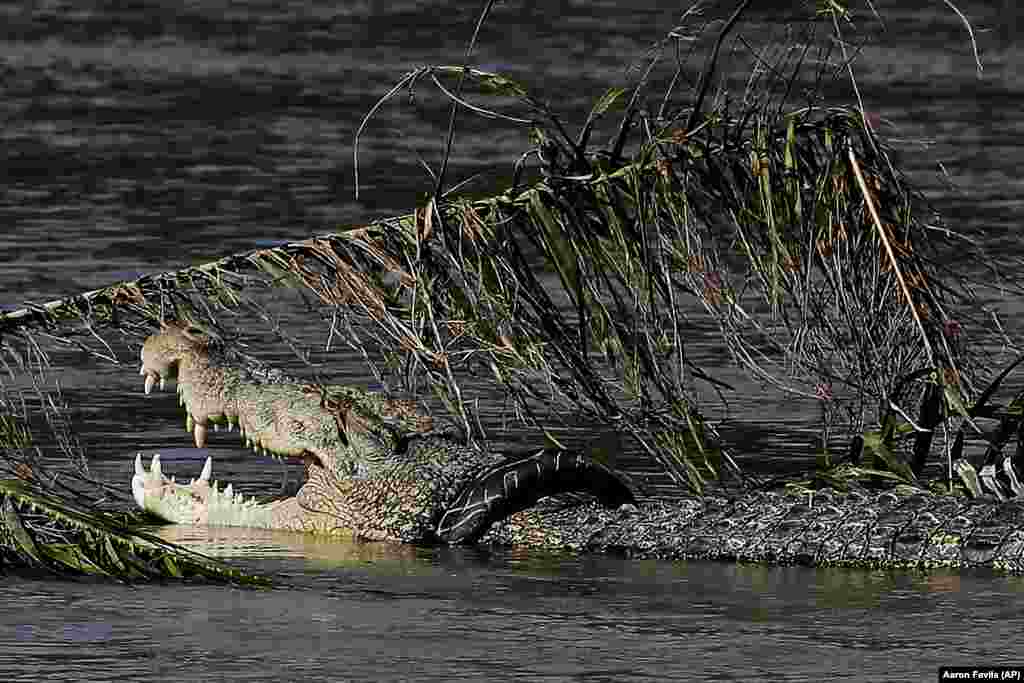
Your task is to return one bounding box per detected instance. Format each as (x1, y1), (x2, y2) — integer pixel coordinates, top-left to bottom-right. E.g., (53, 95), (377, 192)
(3, 1), (1024, 680)
(3, 532), (1024, 683)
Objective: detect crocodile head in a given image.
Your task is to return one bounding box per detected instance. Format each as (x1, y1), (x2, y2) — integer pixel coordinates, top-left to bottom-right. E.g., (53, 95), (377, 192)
(132, 321), (461, 540)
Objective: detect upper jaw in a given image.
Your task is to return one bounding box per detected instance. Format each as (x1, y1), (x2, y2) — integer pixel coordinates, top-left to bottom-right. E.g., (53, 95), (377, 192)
(139, 364), (325, 472)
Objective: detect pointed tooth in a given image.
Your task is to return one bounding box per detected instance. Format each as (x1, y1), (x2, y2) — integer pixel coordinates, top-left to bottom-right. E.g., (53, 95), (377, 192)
(131, 456), (146, 509)
(151, 454), (162, 479)
(200, 456), (212, 482)
(138, 364), (146, 376)
(144, 374), (156, 395)
(194, 421), (208, 448)
(213, 423), (220, 433)
(224, 483), (233, 499)
(159, 378), (165, 391)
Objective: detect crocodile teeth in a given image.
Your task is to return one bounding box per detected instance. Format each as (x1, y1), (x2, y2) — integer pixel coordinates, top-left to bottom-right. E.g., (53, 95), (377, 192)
(131, 454), (146, 508)
(213, 423), (220, 433)
(144, 374), (156, 395)
(193, 421), (208, 449)
(224, 483), (233, 499)
(199, 456), (212, 482)
(150, 454), (163, 479)
(138, 364), (145, 376)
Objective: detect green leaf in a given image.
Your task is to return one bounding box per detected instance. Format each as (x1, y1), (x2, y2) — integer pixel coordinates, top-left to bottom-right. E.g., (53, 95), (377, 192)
(589, 87), (626, 120)
(433, 66), (530, 98)
(862, 431), (916, 482)
(529, 191), (581, 300)
(162, 555), (183, 579)
(43, 544), (113, 577)
(1, 498), (43, 565)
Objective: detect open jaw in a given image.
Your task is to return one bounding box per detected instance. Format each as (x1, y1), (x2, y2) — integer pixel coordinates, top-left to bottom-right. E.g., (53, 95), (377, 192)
(129, 322), (369, 536)
(129, 393), (333, 534)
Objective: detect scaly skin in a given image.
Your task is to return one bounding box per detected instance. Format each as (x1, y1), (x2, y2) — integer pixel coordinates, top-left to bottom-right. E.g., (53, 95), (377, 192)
(132, 323), (1024, 571)
(132, 322), (635, 542)
(480, 487), (1024, 571)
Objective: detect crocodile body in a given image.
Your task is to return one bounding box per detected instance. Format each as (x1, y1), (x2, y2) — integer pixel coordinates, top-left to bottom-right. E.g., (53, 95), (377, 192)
(132, 323), (1024, 571)
(483, 488), (1024, 571)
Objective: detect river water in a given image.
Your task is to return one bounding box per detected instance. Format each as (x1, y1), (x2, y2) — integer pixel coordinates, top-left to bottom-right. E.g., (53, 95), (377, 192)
(2, 0), (1024, 680)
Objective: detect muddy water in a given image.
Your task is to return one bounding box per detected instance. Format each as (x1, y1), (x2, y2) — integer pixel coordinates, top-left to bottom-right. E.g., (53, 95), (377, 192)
(3, 1), (1024, 680)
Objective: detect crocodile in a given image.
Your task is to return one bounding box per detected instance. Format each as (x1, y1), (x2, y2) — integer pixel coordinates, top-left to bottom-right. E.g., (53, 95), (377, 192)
(132, 322), (1024, 571)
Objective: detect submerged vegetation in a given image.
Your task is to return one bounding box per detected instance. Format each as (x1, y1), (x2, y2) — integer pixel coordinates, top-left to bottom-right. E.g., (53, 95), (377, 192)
(0, 1), (1017, 580)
